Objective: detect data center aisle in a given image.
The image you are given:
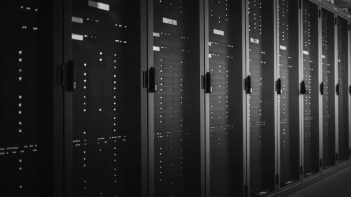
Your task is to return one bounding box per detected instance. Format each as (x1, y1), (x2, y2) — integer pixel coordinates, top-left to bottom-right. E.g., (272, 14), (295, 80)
(288, 166), (351, 197)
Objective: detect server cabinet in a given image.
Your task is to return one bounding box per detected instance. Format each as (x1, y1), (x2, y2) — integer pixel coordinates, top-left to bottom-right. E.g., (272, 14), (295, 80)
(337, 16), (349, 162)
(321, 8), (336, 168)
(247, 0), (276, 195)
(0, 1), (56, 196)
(301, 0), (320, 177)
(207, 0), (244, 196)
(64, 1), (142, 196)
(277, 0), (300, 187)
(148, 0), (202, 196)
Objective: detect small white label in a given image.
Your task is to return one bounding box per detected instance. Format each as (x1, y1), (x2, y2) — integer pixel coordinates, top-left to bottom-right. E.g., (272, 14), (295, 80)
(162, 17), (171, 25)
(162, 17), (177, 26)
(250, 38), (260, 44)
(322, 55), (326, 58)
(280, 45), (287, 50)
(303, 51), (309, 55)
(72, 33), (84, 41)
(213, 29), (224, 36)
(153, 46), (160, 51)
(153, 32), (160, 37)
(72, 16), (84, 23)
(88, 1), (110, 11)
(208, 54), (212, 58)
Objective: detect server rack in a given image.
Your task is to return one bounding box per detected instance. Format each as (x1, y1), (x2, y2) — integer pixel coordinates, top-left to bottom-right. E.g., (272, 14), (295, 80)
(336, 16), (349, 162)
(321, 7), (336, 168)
(246, 0), (276, 196)
(146, 0), (202, 196)
(2, 1), (351, 197)
(277, 0), (301, 188)
(301, 0), (321, 177)
(0, 1), (57, 196)
(63, 1), (142, 196)
(205, 0), (245, 196)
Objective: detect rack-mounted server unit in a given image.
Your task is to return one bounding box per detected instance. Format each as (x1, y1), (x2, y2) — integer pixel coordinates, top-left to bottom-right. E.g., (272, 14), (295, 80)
(0, 1), (55, 196)
(321, 7), (336, 168)
(301, 0), (321, 177)
(247, 0), (276, 196)
(277, 0), (300, 188)
(64, 1), (142, 196)
(147, 0), (202, 196)
(337, 16), (349, 162)
(207, 0), (245, 196)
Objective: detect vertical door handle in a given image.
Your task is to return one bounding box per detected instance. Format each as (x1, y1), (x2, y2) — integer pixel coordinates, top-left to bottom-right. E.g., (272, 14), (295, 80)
(245, 76), (252, 94)
(336, 83), (340, 96)
(300, 81), (307, 94)
(204, 72), (212, 93)
(148, 67), (156, 93)
(276, 78), (282, 94)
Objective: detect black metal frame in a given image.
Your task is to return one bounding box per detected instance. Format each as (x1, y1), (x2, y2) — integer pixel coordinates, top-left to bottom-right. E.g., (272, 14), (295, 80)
(53, 0), (64, 196)
(140, 1), (149, 197)
(62, 0), (73, 196)
(146, 0), (155, 196)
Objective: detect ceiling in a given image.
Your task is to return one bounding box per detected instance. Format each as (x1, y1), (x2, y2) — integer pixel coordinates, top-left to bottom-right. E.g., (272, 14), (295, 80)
(335, 0), (351, 9)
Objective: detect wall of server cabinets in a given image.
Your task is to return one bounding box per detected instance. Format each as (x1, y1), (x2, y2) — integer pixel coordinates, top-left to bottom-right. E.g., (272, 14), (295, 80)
(1, 0), (351, 197)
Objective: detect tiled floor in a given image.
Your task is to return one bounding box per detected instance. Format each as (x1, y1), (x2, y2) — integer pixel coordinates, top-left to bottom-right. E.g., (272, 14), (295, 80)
(288, 166), (351, 197)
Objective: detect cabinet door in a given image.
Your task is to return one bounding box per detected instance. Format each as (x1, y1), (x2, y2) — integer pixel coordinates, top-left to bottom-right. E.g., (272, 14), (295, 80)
(248, 0), (276, 195)
(278, 0), (300, 187)
(321, 8), (336, 168)
(302, 0), (320, 177)
(337, 17), (349, 162)
(207, 0), (244, 196)
(150, 0), (201, 196)
(66, 1), (142, 196)
(0, 1), (55, 196)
